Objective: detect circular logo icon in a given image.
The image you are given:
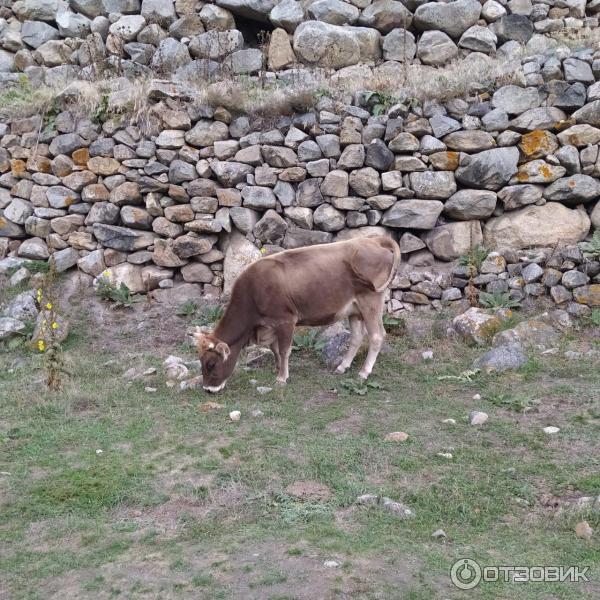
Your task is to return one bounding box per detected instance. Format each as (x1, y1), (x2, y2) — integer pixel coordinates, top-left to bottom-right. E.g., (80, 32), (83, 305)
(450, 558), (482, 590)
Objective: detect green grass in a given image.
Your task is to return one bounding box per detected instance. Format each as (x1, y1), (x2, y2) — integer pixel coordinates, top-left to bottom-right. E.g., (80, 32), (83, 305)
(0, 299), (599, 599)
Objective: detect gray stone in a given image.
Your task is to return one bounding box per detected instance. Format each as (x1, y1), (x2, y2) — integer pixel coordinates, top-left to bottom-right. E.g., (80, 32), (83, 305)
(50, 247), (79, 272)
(416, 30), (458, 66)
(151, 38), (191, 74)
(365, 140), (394, 171)
(382, 200), (444, 229)
(563, 58), (594, 84)
(473, 343), (527, 372)
(21, 20), (60, 49)
(510, 107), (567, 132)
(141, 0), (176, 26)
(522, 262), (544, 283)
(497, 184), (543, 210)
(409, 171), (456, 199)
(253, 209), (287, 242)
(284, 226), (333, 249)
(458, 25), (497, 53)
(185, 120), (229, 147)
(56, 11), (91, 38)
(456, 147), (519, 190)
(308, 0), (359, 25)
(0, 317), (26, 340)
(349, 168), (380, 197)
(429, 115), (461, 138)
(313, 204), (345, 232)
(543, 175), (600, 206)
(109, 15), (147, 41)
(17, 237), (49, 260)
(382, 28), (416, 62)
(225, 49), (263, 74)
(93, 224), (155, 251)
(424, 221), (483, 261)
(242, 186), (277, 210)
(189, 29), (244, 59)
(444, 190), (497, 220)
(414, 0), (480, 38)
(492, 85), (540, 115)
(293, 21), (360, 68)
(358, 0), (413, 34)
(562, 270), (589, 289)
(270, 0), (305, 33)
(490, 14), (534, 43)
(297, 178), (324, 208)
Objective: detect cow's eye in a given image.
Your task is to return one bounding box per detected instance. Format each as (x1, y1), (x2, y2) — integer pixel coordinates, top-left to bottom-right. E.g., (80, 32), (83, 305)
(206, 360), (215, 371)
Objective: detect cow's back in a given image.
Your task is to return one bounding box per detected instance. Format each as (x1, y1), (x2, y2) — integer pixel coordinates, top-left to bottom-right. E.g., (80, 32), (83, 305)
(234, 237), (398, 326)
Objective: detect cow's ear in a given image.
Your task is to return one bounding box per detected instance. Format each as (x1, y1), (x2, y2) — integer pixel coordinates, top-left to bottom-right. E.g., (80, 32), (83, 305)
(193, 328), (215, 353)
(215, 341), (230, 361)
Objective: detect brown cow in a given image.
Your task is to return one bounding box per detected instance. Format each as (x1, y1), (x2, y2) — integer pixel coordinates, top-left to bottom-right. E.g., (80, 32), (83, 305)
(194, 235), (400, 392)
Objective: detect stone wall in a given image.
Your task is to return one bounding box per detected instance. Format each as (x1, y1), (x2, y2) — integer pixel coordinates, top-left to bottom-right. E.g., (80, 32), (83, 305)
(1, 47), (600, 315)
(1, 0), (600, 89)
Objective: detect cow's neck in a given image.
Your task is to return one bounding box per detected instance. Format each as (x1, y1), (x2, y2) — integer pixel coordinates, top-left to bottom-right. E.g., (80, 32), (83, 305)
(213, 294), (256, 362)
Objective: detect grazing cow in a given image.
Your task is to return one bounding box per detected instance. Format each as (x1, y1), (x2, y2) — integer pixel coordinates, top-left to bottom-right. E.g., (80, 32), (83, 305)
(194, 235), (400, 392)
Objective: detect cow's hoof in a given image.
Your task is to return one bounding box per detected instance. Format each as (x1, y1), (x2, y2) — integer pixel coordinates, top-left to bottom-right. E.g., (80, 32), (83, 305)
(358, 370), (369, 380)
(275, 378), (287, 386)
(335, 364), (347, 374)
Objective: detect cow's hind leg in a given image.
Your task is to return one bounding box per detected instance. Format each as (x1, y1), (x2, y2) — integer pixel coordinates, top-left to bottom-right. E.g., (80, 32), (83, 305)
(336, 314), (365, 374)
(270, 338), (281, 374)
(357, 294), (386, 380)
(274, 322), (295, 384)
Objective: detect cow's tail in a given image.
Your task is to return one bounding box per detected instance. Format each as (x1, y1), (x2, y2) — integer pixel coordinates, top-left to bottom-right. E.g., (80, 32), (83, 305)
(374, 237), (401, 293)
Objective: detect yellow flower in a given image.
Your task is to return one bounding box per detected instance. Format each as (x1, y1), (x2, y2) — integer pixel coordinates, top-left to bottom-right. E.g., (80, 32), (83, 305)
(51, 322), (58, 330)
(102, 270), (110, 277)
(260, 247), (267, 254)
(37, 340), (45, 352)
(36, 289), (42, 302)
(45, 302), (52, 310)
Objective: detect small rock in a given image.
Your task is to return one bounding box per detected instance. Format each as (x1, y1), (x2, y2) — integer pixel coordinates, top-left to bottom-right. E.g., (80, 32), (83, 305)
(422, 350), (433, 360)
(431, 529), (447, 538)
(543, 426), (560, 434)
(323, 560), (340, 568)
(96, 449), (103, 455)
(575, 521), (593, 540)
(384, 431), (409, 442)
(251, 409), (264, 417)
(381, 497), (415, 518)
(469, 411), (488, 425)
(437, 452), (453, 459)
(355, 493), (379, 506)
(473, 394), (481, 401)
(229, 410), (241, 422)
(256, 386), (273, 395)
(145, 386), (157, 393)
(142, 367), (156, 376)
(442, 418), (456, 425)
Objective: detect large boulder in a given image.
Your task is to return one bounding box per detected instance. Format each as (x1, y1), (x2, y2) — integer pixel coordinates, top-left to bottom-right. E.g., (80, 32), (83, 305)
(453, 307), (502, 345)
(492, 85), (540, 115)
(223, 230), (261, 295)
(483, 204), (590, 250)
(270, 0), (305, 32)
(409, 171), (456, 199)
(423, 221), (483, 260)
(414, 0), (481, 38)
(92, 224), (156, 251)
(455, 147), (519, 191)
(293, 21), (360, 68)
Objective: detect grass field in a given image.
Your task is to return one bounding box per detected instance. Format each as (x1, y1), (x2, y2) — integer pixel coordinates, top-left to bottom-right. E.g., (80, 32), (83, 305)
(1, 285), (599, 599)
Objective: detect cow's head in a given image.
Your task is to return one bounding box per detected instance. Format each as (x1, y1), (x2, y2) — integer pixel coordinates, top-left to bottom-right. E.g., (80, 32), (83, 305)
(193, 326), (233, 393)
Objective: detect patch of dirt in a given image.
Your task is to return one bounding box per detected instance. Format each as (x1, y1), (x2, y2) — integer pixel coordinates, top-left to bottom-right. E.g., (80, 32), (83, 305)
(284, 480), (332, 502)
(303, 389), (339, 411)
(326, 412), (365, 435)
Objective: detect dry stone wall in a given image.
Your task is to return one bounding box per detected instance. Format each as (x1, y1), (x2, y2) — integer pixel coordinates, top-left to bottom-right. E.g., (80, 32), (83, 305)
(1, 0), (600, 88)
(1, 44), (600, 315)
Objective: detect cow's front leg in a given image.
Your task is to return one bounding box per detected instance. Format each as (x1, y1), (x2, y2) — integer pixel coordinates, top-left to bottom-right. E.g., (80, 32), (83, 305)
(274, 322), (295, 384)
(336, 315), (365, 374)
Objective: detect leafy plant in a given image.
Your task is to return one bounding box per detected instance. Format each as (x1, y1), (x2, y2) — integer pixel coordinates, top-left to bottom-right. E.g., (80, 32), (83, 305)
(339, 378), (384, 396)
(579, 230), (600, 259)
(479, 291), (522, 310)
(191, 304), (224, 327)
(486, 393), (535, 413)
(383, 313), (405, 332)
(458, 245), (489, 271)
(92, 93), (110, 124)
(6, 260), (50, 278)
(292, 329), (326, 352)
(96, 280), (143, 308)
(437, 369), (480, 383)
(364, 90), (395, 116)
(176, 300), (198, 317)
